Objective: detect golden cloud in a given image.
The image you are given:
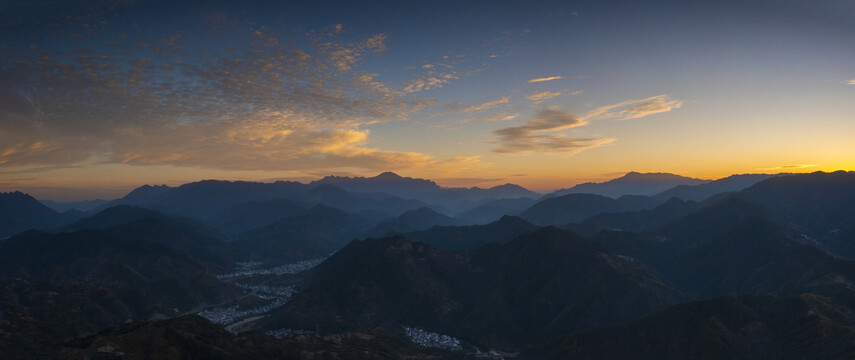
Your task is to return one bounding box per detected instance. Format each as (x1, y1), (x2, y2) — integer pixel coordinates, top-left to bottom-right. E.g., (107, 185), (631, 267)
(483, 113), (518, 122)
(0, 25), (450, 175)
(526, 91), (561, 103)
(491, 95), (681, 154)
(462, 96), (511, 112)
(582, 95), (682, 121)
(527, 76), (564, 83)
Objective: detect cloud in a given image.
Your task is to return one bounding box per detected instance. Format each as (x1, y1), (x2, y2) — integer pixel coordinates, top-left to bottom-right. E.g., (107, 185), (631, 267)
(483, 113), (518, 122)
(492, 132), (614, 154)
(491, 108), (612, 154)
(403, 72), (458, 93)
(582, 95), (682, 121)
(848, 79), (855, 85)
(434, 177), (505, 187)
(758, 164), (817, 171)
(528, 76), (564, 83)
(0, 23), (449, 174)
(526, 91), (561, 103)
(462, 96), (511, 112)
(490, 95), (681, 154)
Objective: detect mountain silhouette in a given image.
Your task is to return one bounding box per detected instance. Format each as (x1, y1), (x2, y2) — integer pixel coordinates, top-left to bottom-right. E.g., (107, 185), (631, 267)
(729, 171), (855, 235)
(0, 191), (61, 239)
(652, 173), (777, 202)
(39, 198), (110, 212)
(312, 172), (538, 209)
(363, 207), (465, 238)
(568, 197), (702, 237)
(550, 172), (708, 198)
(398, 215), (540, 251)
(230, 204), (378, 263)
(208, 198), (307, 236)
(541, 294), (855, 359)
(296, 183), (425, 215)
(99, 180), (309, 218)
(520, 193), (660, 225)
(264, 227), (682, 348)
(454, 197), (537, 224)
(0, 229), (241, 356)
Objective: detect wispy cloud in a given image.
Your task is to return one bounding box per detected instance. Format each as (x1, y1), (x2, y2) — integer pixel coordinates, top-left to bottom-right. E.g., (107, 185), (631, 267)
(435, 177), (505, 187)
(526, 91), (561, 103)
(582, 95), (682, 121)
(848, 79), (855, 85)
(528, 76), (564, 83)
(491, 95), (681, 154)
(483, 113), (518, 122)
(491, 108), (613, 154)
(462, 96), (511, 112)
(758, 164), (817, 171)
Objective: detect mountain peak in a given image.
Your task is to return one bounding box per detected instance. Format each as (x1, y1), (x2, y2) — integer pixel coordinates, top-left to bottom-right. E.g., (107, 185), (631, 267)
(553, 172), (709, 198)
(374, 171), (404, 180)
(619, 172), (702, 181)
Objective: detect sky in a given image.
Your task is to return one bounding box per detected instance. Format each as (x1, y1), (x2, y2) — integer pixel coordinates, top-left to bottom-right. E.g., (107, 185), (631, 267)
(1, 0), (854, 201)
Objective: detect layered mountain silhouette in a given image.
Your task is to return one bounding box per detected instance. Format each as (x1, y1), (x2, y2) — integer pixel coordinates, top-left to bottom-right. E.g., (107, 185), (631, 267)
(397, 215), (540, 251)
(40, 198), (109, 212)
(312, 171), (442, 198)
(96, 180), (309, 218)
(295, 183), (425, 215)
(519, 193), (660, 225)
(208, 198), (307, 236)
(550, 172), (708, 198)
(651, 173), (777, 202)
(567, 197), (702, 237)
(363, 206), (465, 238)
(62, 205), (209, 232)
(0, 191), (62, 239)
(230, 204), (378, 263)
(454, 197), (537, 224)
(728, 171), (855, 235)
(4, 170), (855, 359)
(312, 172), (539, 211)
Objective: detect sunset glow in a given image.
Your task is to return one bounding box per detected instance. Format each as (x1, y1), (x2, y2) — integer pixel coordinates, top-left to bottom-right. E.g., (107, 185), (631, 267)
(1, 1), (854, 200)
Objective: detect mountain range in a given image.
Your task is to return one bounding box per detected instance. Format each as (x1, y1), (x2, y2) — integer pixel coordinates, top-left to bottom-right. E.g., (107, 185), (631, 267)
(2, 170), (854, 358)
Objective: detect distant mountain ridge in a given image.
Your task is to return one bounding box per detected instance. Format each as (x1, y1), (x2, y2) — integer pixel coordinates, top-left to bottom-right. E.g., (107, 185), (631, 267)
(313, 172), (539, 204)
(652, 173), (778, 202)
(520, 193), (661, 225)
(230, 204), (379, 263)
(312, 171), (441, 194)
(398, 215), (540, 251)
(95, 180), (309, 218)
(40, 198), (110, 212)
(552, 172), (709, 198)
